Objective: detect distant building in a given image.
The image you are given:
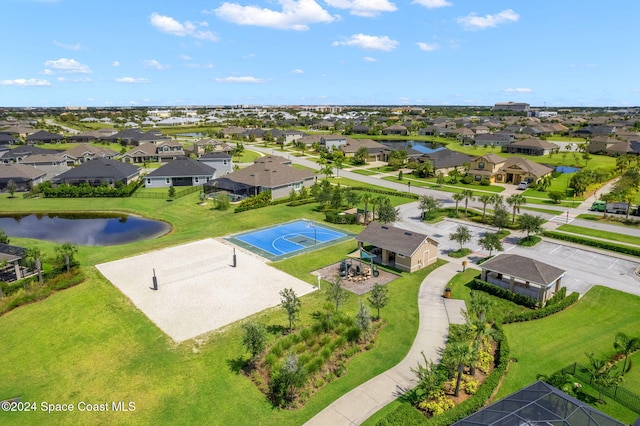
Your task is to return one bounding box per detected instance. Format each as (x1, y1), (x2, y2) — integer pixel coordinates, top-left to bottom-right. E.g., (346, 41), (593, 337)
(493, 102), (530, 112)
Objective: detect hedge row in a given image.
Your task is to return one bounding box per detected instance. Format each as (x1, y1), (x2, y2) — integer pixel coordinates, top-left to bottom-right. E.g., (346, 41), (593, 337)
(234, 196), (290, 213)
(378, 326), (510, 426)
(325, 211), (358, 224)
(471, 278), (538, 309)
(501, 292), (579, 324)
(39, 180), (142, 198)
(350, 186), (419, 200)
(0, 269), (84, 315)
(286, 197), (317, 207)
(542, 231), (640, 257)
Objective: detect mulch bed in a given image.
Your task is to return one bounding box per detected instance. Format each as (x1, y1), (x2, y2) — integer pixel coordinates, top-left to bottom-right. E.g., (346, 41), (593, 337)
(313, 262), (400, 295)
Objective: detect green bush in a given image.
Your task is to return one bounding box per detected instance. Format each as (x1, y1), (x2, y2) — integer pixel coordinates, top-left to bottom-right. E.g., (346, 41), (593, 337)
(447, 248), (471, 258)
(471, 278), (538, 308)
(502, 292), (579, 323)
(480, 178), (491, 186)
(39, 180), (142, 198)
(545, 287), (567, 307)
(518, 235), (542, 247)
(543, 231), (640, 257)
(325, 210), (357, 224)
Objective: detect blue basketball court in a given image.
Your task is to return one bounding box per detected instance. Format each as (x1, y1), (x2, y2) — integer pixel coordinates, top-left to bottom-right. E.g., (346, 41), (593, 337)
(228, 220), (350, 260)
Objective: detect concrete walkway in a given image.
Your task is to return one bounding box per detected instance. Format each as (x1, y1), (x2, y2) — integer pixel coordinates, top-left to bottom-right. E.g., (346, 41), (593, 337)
(304, 261), (464, 426)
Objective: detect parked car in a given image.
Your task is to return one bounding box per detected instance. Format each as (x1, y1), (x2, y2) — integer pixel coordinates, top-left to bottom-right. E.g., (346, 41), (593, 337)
(590, 200), (606, 212)
(516, 181), (529, 190)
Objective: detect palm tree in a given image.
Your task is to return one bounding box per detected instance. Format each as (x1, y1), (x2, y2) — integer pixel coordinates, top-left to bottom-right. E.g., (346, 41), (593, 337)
(490, 193), (504, 208)
(478, 194), (493, 222)
(362, 193), (371, 224)
(461, 189), (475, 216)
(613, 332), (640, 375)
(506, 193), (527, 224)
(452, 192), (465, 216)
(444, 337), (475, 397)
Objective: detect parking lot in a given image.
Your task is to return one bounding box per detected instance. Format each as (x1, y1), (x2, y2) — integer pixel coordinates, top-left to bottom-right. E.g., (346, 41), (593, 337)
(396, 204), (640, 297)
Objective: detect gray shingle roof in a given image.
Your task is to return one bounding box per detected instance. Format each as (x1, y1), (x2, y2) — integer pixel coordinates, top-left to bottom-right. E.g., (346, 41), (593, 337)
(53, 158), (140, 180)
(355, 222), (437, 257)
(480, 253), (565, 286)
(147, 157), (215, 178)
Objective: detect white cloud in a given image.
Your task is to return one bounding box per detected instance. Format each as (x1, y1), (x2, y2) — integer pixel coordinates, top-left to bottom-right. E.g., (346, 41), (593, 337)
(180, 54), (193, 61)
(150, 13), (218, 41)
(44, 58), (91, 73)
(412, 0), (452, 9)
(53, 40), (82, 50)
(332, 34), (398, 51)
(363, 56), (377, 62)
(504, 87), (532, 94)
(56, 77), (92, 83)
(214, 76), (266, 83)
(0, 78), (51, 87)
(40, 69), (54, 75)
(144, 59), (170, 70)
(111, 61), (120, 67)
(214, 0), (336, 30)
(292, 69), (304, 74)
(457, 9), (519, 31)
(324, 0), (396, 17)
(417, 42), (439, 51)
(115, 77), (150, 84)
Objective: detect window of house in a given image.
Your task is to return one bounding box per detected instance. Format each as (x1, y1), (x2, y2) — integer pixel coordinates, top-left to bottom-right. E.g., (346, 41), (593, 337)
(475, 175), (482, 181)
(223, 160), (228, 165)
(294, 182), (301, 190)
(397, 253), (405, 258)
(496, 175), (503, 182)
(146, 178), (151, 184)
(478, 162), (485, 169)
(165, 178), (170, 184)
(194, 177), (199, 183)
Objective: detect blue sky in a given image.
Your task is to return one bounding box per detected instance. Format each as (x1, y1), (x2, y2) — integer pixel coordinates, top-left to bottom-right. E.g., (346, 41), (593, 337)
(2, 0), (638, 107)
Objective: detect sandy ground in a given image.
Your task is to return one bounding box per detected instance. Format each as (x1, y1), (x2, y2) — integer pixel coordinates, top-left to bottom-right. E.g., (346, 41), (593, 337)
(96, 238), (317, 343)
(312, 261), (400, 295)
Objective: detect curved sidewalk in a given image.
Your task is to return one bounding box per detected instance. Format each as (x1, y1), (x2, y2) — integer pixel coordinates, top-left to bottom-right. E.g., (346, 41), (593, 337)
(304, 261), (463, 426)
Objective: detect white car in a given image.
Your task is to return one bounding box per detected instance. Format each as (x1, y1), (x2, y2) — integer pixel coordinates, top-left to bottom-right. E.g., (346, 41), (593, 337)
(516, 182), (529, 190)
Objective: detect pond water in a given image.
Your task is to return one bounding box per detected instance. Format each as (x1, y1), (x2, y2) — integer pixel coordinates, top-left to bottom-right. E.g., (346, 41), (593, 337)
(381, 140), (446, 155)
(554, 166), (580, 173)
(175, 132), (206, 138)
(0, 213), (170, 246)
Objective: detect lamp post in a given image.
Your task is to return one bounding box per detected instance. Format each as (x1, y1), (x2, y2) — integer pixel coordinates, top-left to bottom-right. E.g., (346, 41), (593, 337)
(407, 181), (411, 193)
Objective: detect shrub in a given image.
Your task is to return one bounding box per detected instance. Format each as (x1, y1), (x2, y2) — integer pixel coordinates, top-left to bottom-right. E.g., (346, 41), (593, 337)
(518, 235), (542, 247)
(447, 248), (472, 258)
(461, 377), (479, 395)
(418, 389), (455, 416)
(545, 287), (567, 307)
(543, 231), (640, 257)
(480, 178), (491, 186)
(471, 279), (538, 308)
(461, 176), (473, 184)
(502, 292), (579, 323)
(325, 210), (357, 224)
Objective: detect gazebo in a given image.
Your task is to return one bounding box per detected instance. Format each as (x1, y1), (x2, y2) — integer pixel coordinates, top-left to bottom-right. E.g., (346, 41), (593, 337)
(479, 254), (565, 305)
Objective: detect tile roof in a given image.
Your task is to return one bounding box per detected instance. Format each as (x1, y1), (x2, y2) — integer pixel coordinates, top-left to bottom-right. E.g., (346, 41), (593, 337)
(53, 158), (140, 180)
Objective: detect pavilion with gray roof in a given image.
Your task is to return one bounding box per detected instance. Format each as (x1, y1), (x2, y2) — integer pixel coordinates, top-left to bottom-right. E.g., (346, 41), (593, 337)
(480, 253), (565, 305)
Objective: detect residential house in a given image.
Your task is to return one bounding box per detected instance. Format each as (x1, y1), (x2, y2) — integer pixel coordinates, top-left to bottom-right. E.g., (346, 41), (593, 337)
(62, 145), (118, 166)
(0, 132), (20, 145)
(1, 146), (62, 164)
(198, 152), (233, 176)
(120, 141), (184, 164)
(68, 129), (117, 143)
(502, 138), (558, 156)
(352, 124), (370, 134)
(355, 222), (439, 272)
(606, 140), (640, 156)
(473, 132), (515, 147)
(479, 253), (565, 305)
(0, 163), (46, 191)
(339, 138), (389, 162)
(469, 154), (553, 185)
(25, 130), (65, 144)
(17, 153), (69, 180)
(382, 124), (408, 136)
(105, 129), (170, 146)
(52, 158), (140, 186)
(144, 157), (216, 188)
(587, 136), (620, 154)
(418, 149), (474, 175)
(187, 138), (235, 157)
(210, 155), (315, 200)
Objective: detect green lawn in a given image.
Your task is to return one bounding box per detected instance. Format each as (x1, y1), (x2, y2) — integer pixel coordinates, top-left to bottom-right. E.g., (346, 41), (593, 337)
(350, 169), (381, 176)
(556, 224), (640, 246)
(0, 188), (447, 425)
(499, 286), (640, 424)
(381, 176), (505, 194)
